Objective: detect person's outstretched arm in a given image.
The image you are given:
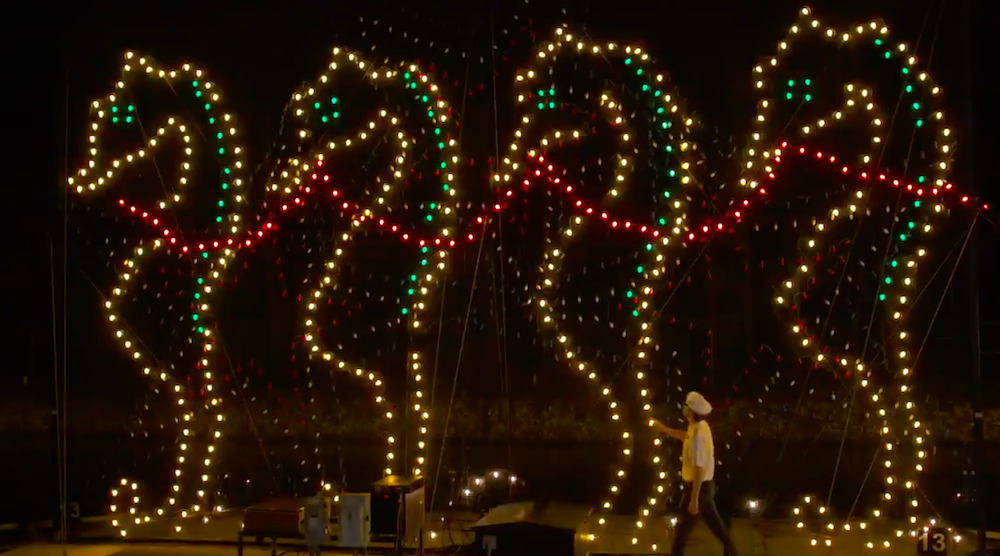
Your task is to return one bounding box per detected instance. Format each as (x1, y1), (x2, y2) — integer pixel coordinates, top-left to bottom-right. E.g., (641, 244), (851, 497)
(649, 419), (686, 440)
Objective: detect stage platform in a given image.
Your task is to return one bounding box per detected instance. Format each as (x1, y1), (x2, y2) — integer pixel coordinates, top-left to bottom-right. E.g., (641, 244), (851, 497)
(0, 511), (983, 556)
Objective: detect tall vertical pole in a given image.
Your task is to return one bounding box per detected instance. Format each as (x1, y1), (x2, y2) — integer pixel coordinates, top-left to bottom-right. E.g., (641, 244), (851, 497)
(61, 66), (70, 555)
(968, 234), (985, 556)
(959, 0), (986, 552)
(50, 238), (64, 544)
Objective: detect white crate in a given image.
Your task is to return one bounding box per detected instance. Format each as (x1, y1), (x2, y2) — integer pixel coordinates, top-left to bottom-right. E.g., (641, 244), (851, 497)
(338, 493), (371, 548)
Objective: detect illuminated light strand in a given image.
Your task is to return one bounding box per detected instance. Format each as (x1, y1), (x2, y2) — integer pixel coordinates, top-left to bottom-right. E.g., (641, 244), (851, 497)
(69, 53), (246, 239)
(69, 51), (248, 535)
(793, 495), (841, 548)
(535, 233), (634, 514)
(285, 47), (461, 206)
(273, 111), (410, 204)
(282, 48), (462, 481)
(497, 25), (697, 192)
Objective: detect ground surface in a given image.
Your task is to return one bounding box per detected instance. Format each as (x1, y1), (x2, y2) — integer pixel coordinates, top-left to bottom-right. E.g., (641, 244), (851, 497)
(1, 511), (984, 556)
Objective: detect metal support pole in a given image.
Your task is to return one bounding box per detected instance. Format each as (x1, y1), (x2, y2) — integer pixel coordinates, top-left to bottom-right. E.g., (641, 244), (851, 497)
(968, 239), (986, 555)
(959, 0), (987, 552)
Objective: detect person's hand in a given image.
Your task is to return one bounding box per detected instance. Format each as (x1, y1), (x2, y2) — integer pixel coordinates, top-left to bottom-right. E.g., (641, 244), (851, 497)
(687, 497), (699, 516)
(649, 418), (663, 429)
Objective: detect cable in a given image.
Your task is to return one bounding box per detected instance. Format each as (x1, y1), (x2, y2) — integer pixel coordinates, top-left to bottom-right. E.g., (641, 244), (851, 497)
(59, 64), (70, 553)
(428, 216), (490, 520)
(832, 217), (974, 385)
(430, 32), (474, 410)
(489, 5), (515, 484)
(428, 28), (475, 495)
(601, 237), (713, 392)
(213, 334), (281, 494)
(49, 237), (65, 547)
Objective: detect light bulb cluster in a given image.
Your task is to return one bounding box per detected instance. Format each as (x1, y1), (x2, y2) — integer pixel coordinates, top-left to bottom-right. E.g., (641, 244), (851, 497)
(69, 52), (247, 537)
(281, 48), (462, 480)
(743, 6), (954, 191)
(793, 495), (852, 548)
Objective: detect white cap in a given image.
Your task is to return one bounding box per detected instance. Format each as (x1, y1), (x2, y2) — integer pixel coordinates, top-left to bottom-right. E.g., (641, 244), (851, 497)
(685, 391), (712, 416)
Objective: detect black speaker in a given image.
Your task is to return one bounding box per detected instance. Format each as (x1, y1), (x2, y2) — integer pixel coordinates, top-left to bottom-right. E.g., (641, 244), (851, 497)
(370, 475), (425, 547)
(470, 501), (589, 556)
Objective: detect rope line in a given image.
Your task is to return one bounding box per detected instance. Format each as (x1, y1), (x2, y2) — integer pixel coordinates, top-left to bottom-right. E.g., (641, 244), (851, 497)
(489, 4), (516, 481)
(427, 26), (477, 515)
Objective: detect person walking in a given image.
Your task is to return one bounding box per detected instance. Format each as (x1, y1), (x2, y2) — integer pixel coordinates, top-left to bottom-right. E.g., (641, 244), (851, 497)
(651, 391), (739, 556)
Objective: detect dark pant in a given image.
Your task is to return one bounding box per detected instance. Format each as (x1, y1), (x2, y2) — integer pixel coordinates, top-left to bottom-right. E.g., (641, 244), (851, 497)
(670, 481), (739, 556)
